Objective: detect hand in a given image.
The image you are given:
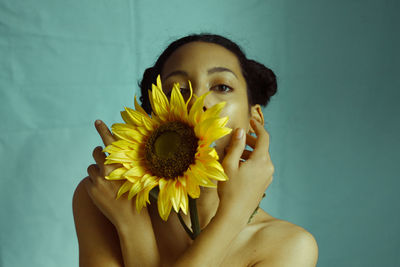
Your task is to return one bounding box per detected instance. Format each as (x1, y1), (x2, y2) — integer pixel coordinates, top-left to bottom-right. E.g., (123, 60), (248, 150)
(217, 119), (274, 224)
(83, 120), (149, 229)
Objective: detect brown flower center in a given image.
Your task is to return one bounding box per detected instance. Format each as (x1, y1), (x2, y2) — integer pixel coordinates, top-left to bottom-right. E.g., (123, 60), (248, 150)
(145, 121), (198, 178)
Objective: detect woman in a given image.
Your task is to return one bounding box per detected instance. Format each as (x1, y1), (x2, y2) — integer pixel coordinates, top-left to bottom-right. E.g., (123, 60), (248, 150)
(73, 34), (318, 267)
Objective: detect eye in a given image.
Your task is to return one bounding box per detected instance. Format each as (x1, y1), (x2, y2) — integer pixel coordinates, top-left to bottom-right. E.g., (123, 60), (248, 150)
(179, 87), (190, 95)
(211, 84), (233, 93)
(166, 87), (190, 98)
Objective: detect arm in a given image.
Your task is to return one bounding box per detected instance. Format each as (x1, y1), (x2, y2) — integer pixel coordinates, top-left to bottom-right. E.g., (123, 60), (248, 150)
(73, 175), (160, 267)
(172, 119), (275, 267)
(73, 178), (124, 267)
(83, 120), (160, 267)
(115, 209), (160, 267)
(87, 119), (273, 267)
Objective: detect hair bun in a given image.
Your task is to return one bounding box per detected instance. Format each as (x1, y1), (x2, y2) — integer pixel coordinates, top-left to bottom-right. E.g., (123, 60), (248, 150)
(245, 59), (277, 107)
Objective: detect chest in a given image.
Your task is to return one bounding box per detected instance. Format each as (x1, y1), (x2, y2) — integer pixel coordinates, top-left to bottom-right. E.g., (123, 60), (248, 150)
(153, 220), (261, 267)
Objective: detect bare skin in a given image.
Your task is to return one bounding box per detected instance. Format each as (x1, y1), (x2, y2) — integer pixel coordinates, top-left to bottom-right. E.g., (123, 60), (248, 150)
(73, 42), (318, 266)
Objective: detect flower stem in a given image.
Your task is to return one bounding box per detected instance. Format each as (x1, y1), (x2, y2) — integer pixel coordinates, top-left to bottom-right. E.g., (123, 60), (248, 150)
(149, 187), (159, 204)
(177, 212), (194, 239)
(189, 196), (201, 240)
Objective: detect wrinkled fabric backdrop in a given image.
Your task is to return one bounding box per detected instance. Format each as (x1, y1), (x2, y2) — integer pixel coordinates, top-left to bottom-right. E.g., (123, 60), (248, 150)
(0, 0), (399, 266)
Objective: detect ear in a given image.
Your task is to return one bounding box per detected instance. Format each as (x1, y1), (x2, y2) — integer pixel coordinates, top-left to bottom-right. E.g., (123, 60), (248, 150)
(248, 104), (264, 133)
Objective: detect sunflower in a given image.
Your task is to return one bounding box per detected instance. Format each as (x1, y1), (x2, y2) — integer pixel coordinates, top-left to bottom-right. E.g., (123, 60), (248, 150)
(103, 75), (231, 221)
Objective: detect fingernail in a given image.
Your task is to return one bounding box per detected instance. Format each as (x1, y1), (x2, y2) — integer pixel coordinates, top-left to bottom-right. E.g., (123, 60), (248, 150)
(95, 120), (101, 125)
(236, 128), (244, 139)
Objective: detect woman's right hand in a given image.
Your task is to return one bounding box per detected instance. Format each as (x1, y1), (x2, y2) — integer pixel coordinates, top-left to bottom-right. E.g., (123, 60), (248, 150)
(218, 119), (275, 225)
(84, 120), (151, 230)
(84, 120), (161, 267)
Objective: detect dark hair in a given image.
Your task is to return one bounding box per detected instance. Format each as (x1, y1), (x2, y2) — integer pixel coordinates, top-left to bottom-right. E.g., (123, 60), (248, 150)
(139, 33), (277, 114)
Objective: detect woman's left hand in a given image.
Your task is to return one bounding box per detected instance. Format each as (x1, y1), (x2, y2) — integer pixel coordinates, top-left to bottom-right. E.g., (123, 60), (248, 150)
(217, 119), (274, 225)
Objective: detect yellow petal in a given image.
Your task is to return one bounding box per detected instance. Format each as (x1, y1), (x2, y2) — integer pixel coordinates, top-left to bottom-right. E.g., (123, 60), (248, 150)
(188, 92), (210, 125)
(134, 95), (149, 116)
(202, 101), (226, 121)
(185, 174), (200, 199)
(185, 80), (193, 108)
(179, 185), (188, 215)
(123, 175), (141, 184)
(104, 158), (125, 165)
(188, 164), (216, 188)
(205, 127), (232, 144)
(197, 160), (228, 182)
(158, 178), (173, 221)
(136, 180), (158, 212)
(107, 140), (138, 151)
(124, 165), (146, 177)
(102, 144), (122, 154)
(156, 75), (163, 90)
(124, 106), (154, 130)
(197, 153), (225, 173)
(170, 83), (188, 121)
(124, 149), (143, 160)
(116, 180), (132, 199)
(197, 145), (219, 160)
(204, 166), (228, 182)
(142, 175), (158, 188)
(112, 123), (145, 143)
(170, 180), (181, 213)
(122, 163), (132, 169)
(196, 117), (229, 137)
(136, 125), (149, 136)
(128, 181), (142, 200)
(105, 151), (133, 163)
(148, 89), (155, 115)
(170, 179), (188, 214)
(105, 167), (128, 180)
(120, 107), (143, 127)
(141, 115), (156, 131)
(151, 81), (170, 118)
(195, 117), (231, 145)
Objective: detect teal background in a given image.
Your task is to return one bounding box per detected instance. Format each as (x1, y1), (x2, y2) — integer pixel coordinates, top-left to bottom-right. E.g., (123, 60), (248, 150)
(0, 0), (399, 266)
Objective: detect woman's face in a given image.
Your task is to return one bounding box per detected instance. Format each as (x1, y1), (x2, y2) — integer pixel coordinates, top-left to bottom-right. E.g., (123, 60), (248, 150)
(160, 41), (261, 158)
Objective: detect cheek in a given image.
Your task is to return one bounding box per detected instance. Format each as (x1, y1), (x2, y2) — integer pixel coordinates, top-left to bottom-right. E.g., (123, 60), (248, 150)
(220, 100), (250, 130)
(213, 102), (250, 160)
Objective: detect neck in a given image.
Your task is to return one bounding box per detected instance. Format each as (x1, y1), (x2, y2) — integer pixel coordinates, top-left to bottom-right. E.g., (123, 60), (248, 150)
(175, 146), (226, 232)
(178, 186), (220, 231)
(196, 187), (220, 228)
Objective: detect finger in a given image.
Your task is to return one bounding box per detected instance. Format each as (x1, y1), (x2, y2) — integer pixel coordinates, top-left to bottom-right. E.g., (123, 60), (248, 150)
(224, 138), (252, 158)
(245, 132), (256, 149)
(82, 176), (95, 197)
(249, 119), (270, 160)
(92, 146), (122, 176)
(241, 149), (252, 160)
(222, 128), (246, 171)
(87, 164), (101, 184)
(92, 146), (106, 174)
(95, 120), (116, 147)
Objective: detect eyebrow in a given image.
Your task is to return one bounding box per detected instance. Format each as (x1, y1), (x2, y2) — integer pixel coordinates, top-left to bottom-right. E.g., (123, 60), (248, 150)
(208, 67), (238, 78)
(164, 67), (238, 80)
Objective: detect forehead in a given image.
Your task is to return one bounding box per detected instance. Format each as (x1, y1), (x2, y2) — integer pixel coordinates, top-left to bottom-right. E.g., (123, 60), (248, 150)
(161, 41), (243, 77)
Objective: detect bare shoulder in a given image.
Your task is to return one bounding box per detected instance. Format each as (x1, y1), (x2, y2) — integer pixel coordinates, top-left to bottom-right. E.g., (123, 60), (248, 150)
(72, 177), (123, 267)
(248, 209), (319, 267)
